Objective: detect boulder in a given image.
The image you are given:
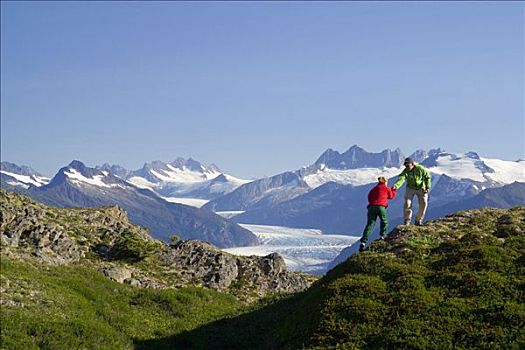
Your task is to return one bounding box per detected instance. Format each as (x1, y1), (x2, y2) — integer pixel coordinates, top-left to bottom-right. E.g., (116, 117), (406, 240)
(100, 266), (132, 283)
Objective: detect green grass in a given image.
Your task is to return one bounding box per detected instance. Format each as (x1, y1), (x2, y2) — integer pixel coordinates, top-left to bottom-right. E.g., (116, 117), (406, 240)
(0, 257), (243, 350)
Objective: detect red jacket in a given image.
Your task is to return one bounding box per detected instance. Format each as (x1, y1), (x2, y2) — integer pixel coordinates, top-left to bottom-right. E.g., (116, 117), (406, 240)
(367, 183), (396, 208)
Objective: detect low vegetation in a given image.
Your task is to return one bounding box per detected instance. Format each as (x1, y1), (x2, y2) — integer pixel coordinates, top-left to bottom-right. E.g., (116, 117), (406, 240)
(0, 257), (242, 350)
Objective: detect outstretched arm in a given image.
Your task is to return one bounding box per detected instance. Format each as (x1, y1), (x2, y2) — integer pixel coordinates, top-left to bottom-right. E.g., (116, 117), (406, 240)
(392, 170), (406, 190)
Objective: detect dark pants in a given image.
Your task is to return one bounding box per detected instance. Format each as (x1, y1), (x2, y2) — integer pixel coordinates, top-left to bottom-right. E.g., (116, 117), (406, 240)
(360, 205), (388, 243)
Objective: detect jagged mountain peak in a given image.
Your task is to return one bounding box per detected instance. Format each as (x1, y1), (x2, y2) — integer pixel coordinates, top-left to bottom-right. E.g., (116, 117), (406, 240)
(65, 160), (108, 178)
(315, 148), (341, 166)
(315, 145), (405, 169)
(211, 174), (229, 183)
(408, 149), (428, 163)
(184, 157), (204, 171)
(142, 160), (169, 171)
(133, 158), (221, 177)
(67, 160), (89, 172)
(345, 144), (361, 151)
(129, 158), (224, 187)
(169, 157), (222, 174)
(96, 163), (130, 179)
(44, 160), (123, 189)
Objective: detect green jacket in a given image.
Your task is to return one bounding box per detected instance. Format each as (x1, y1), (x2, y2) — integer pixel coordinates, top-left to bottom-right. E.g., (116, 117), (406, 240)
(393, 164), (431, 190)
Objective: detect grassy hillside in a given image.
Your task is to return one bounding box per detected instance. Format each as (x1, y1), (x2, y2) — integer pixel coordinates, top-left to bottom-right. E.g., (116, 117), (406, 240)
(0, 190), (312, 349)
(144, 206), (525, 349)
(0, 256), (243, 350)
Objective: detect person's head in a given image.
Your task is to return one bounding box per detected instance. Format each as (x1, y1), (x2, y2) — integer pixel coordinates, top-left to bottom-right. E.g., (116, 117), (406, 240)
(378, 176), (388, 184)
(403, 157), (415, 170)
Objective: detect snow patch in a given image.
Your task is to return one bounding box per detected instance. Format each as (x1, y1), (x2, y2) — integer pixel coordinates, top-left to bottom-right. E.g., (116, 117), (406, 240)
(303, 167), (403, 189)
(5, 181), (30, 189)
(162, 197), (209, 208)
(150, 164), (221, 184)
(428, 154), (486, 182)
(0, 171), (49, 187)
(127, 176), (157, 189)
(481, 158), (525, 184)
(64, 169), (110, 188)
(216, 211), (246, 219)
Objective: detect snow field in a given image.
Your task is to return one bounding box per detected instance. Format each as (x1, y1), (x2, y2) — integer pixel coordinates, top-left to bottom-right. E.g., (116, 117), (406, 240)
(223, 224), (358, 273)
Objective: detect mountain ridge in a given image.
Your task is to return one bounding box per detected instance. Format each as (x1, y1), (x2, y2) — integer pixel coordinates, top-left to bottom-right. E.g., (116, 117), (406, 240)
(11, 161), (259, 248)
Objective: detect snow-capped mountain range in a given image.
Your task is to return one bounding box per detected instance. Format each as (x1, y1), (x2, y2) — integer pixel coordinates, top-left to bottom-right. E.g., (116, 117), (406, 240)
(98, 158), (250, 207)
(3, 147), (523, 214)
(1, 160), (258, 248)
(2, 146), (524, 272)
(204, 145), (525, 213)
(304, 147), (523, 189)
(1, 158), (250, 207)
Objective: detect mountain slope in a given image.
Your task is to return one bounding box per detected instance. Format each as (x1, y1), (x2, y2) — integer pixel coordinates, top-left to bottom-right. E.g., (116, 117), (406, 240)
(233, 182), (378, 233)
(203, 171), (311, 212)
(429, 181), (525, 219)
(24, 160), (258, 248)
(147, 206), (525, 349)
(325, 181), (525, 271)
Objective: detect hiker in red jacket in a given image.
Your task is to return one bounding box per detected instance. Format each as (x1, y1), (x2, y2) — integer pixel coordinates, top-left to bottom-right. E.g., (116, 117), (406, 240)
(359, 176), (396, 252)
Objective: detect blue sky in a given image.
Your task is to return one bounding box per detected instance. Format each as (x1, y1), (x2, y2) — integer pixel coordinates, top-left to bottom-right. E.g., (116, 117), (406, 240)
(1, 1), (523, 178)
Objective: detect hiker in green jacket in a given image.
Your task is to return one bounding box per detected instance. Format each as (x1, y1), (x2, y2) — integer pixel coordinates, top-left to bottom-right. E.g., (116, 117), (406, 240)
(392, 157), (432, 225)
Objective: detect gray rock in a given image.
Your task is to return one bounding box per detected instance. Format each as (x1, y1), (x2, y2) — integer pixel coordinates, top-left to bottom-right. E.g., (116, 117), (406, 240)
(124, 278), (142, 287)
(161, 240), (239, 290)
(100, 266), (132, 283)
(160, 240), (312, 296)
(0, 201), (82, 264)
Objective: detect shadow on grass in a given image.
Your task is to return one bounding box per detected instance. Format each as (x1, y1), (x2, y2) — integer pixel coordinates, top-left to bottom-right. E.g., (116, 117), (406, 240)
(134, 292), (312, 350)
(134, 239), (365, 350)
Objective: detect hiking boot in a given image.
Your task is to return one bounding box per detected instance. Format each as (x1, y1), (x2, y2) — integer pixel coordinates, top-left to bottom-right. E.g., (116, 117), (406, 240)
(403, 219), (410, 225)
(415, 221), (423, 226)
(359, 242), (366, 252)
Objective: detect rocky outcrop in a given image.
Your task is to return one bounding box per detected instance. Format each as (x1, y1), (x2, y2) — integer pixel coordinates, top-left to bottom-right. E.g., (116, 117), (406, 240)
(0, 189), (153, 265)
(0, 190), (313, 301)
(1, 196), (82, 264)
(160, 240), (311, 297)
